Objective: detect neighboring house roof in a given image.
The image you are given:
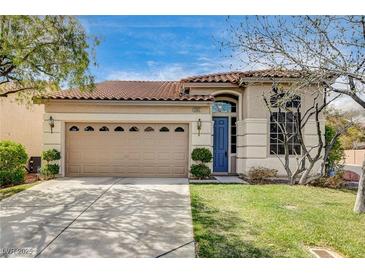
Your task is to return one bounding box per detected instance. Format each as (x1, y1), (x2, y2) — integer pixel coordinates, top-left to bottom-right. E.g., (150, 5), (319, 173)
(44, 81), (213, 101)
(181, 69), (307, 84)
(41, 69), (309, 101)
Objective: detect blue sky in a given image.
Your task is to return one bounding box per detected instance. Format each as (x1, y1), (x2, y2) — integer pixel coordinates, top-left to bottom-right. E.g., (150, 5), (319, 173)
(80, 16), (242, 82)
(78, 16), (363, 119)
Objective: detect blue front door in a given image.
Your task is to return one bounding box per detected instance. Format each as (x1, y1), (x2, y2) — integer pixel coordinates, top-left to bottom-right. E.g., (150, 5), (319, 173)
(213, 117), (228, 172)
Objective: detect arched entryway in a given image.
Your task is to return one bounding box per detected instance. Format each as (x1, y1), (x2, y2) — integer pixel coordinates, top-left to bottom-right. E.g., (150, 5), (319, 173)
(212, 92), (240, 174)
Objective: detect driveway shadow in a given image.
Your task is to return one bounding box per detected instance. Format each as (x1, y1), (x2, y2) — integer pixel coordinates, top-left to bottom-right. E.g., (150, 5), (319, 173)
(0, 178), (194, 258)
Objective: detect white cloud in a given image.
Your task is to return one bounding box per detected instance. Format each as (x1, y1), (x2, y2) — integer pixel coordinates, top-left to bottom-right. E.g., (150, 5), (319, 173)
(105, 57), (240, 81)
(105, 56), (261, 82)
(106, 63), (198, 81)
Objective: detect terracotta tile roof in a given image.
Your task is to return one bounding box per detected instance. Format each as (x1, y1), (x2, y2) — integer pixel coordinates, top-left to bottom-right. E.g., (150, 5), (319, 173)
(43, 69), (308, 102)
(181, 69), (307, 83)
(182, 71), (242, 84)
(43, 80), (213, 101)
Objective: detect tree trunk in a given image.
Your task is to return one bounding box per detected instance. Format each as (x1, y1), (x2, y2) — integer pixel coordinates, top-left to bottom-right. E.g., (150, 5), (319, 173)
(299, 157), (317, 185)
(298, 162), (315, 185)
(354, 160), (365, 213)
(299, 169), (310, 185)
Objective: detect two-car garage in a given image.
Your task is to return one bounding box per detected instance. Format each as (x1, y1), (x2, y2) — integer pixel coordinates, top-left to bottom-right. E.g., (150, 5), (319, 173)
(65, 123), (189, 177)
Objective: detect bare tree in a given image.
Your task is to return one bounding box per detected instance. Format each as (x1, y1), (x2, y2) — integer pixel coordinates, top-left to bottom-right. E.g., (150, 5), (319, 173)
(263, 84), (344, 185)
(224, 15), (365, 213)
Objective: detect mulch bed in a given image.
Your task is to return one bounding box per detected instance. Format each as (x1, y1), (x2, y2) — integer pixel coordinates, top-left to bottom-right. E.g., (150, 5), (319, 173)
(25, 173), (39, 183)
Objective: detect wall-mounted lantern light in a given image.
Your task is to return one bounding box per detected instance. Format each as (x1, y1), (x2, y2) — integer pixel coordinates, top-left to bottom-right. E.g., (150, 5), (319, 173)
(49, 116), (55, 133)
(197, 118), (202, 136)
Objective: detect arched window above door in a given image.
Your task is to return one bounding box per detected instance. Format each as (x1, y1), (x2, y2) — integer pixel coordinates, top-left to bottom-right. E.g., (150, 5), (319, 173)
(212, 100), (236, 113)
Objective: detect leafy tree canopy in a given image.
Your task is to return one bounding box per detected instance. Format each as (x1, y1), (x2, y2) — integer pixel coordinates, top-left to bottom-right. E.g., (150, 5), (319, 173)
(325, 125), (344, 171)
(0, 16), (99, 98)
(326, 108), (365, 149)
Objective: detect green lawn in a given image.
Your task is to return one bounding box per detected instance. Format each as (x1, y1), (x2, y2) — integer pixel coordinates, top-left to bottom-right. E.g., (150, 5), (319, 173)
(190, 184), (365, 258)
(0, 182), (38, 201)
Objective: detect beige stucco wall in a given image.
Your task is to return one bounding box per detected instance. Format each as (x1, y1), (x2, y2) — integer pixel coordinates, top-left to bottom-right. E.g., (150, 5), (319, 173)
(237, 84), (324, 176)
(0, 94), (44, 157)
(43, 101), (213, 176)
(343, 150), (365, 166)
(189, 83), (325, 176)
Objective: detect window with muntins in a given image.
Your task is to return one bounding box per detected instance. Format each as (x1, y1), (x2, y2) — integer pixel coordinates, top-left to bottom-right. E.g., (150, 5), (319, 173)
(230, 117), (237, 153)
(69, 126), (79, 131)
(212, 101), (236, 113)
(269, 112), (301, 155)
(270, 93), (301, 108)
(175, 127), (185, 132)
(159, 127), (169, 132)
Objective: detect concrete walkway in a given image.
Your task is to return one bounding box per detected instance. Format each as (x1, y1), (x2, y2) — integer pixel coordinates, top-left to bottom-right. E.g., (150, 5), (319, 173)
(0, 177), (195, 258)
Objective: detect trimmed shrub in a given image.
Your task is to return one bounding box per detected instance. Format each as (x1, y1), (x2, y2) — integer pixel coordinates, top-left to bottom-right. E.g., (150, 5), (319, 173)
(190, 164), (211, 179)
(248, 166), (278, 182)
(41, 149), (61, 162)
(191, 148), (212, 163)
(41, 149), (61, 179)
(40, 164), (60, 179)
(0, 140), (28, 185)
(190, 147), (212, 179)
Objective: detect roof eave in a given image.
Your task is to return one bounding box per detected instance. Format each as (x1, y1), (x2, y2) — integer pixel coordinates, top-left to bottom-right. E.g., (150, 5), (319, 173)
(37, 98), (214, 105)
(238, 77), (325, 85)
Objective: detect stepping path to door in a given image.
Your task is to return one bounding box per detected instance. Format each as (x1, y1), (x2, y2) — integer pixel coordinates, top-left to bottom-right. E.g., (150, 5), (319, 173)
(0, 177), (195, 258)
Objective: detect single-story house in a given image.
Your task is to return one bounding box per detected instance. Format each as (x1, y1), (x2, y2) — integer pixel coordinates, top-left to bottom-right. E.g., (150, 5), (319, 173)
(38, 69), (323, 178)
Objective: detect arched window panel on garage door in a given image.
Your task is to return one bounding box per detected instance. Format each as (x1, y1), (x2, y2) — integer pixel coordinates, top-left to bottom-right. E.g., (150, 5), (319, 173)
(84, 126), (94, 132)
(99, 126), (109, 132)
(174, 127), (185, 132)
(114, 126), (124, 132)
(129, 126), (139, 132)
(144, 126), (155, 132)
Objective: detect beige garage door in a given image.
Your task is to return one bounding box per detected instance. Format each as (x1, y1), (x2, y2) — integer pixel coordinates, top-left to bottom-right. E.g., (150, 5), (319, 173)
(65, 123), (189, 177)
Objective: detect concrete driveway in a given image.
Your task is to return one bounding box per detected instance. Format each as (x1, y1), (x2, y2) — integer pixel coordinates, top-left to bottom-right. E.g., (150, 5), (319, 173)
(0, 177), (195, 258)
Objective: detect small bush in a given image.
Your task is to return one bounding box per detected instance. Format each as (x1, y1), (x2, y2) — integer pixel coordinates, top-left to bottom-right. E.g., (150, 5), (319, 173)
(40, 164), (60, 179)
(190, 148), (212, 179)
(0, 141), (28, 185)
(42, 149), (61, 162)
(41, 148), (61, 179)
(310, 172), (344, 189)
(191, 148), (212, 163)
(190, 164), (211, 179)
(248, 166), (278, 182)
(0, 168), (26, 185)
